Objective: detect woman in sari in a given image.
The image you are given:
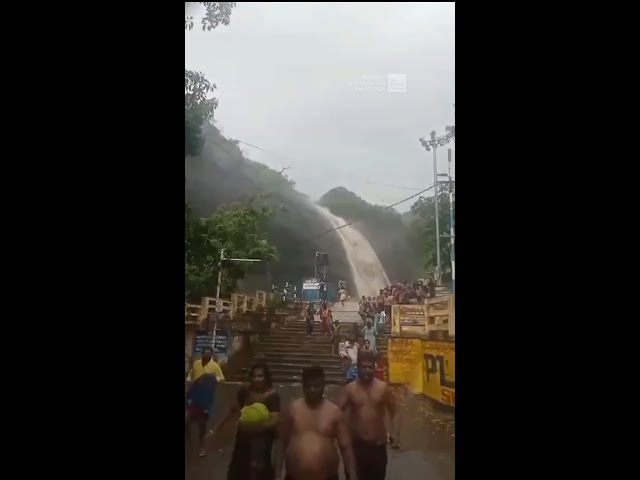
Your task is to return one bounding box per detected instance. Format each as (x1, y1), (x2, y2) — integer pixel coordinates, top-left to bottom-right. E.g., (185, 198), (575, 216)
(216, 362), (280, 480)
(318, 300), (333, 336)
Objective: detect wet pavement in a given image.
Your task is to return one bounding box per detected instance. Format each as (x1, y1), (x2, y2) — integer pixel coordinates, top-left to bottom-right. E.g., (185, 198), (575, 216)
(185, 382), (454, 480)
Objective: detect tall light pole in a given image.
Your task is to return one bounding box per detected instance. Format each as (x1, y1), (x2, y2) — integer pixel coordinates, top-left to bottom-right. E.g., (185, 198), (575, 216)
(437, 151), (455, 294)
(214, 248), (261, 342)
(448, 149), (455, 294)
(419, 130), (454, 286)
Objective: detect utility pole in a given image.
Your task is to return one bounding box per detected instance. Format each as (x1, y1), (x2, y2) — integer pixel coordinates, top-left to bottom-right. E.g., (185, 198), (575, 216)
(419, 129), (454, 286)
(448, 148), (455, 294)
(213, 248), (261, 345)
(437, 156), (455, 293)
(432, 135), (441, 286)
(215, 248), (225, 314)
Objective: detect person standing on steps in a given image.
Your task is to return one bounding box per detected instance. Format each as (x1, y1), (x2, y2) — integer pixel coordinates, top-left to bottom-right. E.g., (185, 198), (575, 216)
(345, 337), (359, 384)
(384, 290), (393, 320)
(318, 280), (327, 302)
(319, 300), (333, 336)
(274, 365), (359, 480)
(358, 296), (367, 322)
(376, 291), (385, 315)
(338, 351), (400, 480)
(362, 321), (377, 354)
(428, 277), (436, 299)
(306, 302), (316, 337)
(338, 287), (348, 307)
(338, 335), (351, 377)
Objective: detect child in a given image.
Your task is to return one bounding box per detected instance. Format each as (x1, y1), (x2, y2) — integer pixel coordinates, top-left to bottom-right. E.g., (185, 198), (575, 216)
(338, 288), (348, 306)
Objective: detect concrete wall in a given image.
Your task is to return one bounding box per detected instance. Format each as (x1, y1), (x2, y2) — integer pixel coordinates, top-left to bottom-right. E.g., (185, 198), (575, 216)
(388, 336), (455, 407)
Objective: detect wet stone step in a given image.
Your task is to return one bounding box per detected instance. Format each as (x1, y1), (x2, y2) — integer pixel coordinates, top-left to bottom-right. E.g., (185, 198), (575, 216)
(225, 375), (345, 385)
(254, 344), (333, 351)
(258, 351), (340, 357)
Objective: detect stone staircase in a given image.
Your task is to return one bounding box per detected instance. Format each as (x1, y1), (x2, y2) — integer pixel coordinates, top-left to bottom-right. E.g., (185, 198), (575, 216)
(332, 301), (390, 358)
(226, 318), (345, 384)
(225, 301), (392, 384)
(331, 302), (361, 325)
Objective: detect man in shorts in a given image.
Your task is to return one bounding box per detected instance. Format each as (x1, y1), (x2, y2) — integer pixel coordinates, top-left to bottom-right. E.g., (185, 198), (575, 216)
(275, 366), (358, 480)
(338, 351), (400, 480)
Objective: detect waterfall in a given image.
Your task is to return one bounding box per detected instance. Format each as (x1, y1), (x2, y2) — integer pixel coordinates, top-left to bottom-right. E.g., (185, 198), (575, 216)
(314, 205), (390, 297)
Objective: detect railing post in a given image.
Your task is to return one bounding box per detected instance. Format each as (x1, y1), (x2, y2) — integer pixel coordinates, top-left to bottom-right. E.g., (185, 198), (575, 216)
(448, 294), (455, 338)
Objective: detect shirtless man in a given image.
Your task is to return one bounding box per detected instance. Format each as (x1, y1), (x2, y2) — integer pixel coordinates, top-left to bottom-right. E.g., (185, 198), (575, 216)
(337, 351), (400, 480)
(275, 365), (358, 480)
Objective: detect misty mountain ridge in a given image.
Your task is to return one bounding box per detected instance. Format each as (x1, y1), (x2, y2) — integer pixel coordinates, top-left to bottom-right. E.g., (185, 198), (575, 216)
(185, 124), (354, 291)
(185, 124), (422, 293)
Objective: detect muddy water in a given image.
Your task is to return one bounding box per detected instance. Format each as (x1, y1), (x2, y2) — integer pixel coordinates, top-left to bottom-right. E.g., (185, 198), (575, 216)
(314, 205), (391, 297)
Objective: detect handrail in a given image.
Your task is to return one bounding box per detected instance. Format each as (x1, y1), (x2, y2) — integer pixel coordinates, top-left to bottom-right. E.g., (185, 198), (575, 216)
(185, 290), (270, 326)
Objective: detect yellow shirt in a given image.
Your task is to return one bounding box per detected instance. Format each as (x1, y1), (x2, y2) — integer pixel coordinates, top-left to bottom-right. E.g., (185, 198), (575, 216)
(187, 358), (225, 383)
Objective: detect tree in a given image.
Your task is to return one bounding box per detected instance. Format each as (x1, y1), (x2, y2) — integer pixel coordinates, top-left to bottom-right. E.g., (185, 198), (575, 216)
(407, 182), (455, 280)
(446, 103), (455, 140)
(184, 2), (279, 301)
(185, 70), (219, 157)
(185, 2), (236, 31)
(185, 203), (278, 301)
(185, 3), (236, 156)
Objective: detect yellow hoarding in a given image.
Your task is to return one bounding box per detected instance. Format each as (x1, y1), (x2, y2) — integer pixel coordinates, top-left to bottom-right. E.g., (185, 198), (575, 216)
(422, 340), (455, 407)
(388, 337), (424, 389)
(392, 304), (428, 327)
(387, 337), (455, 407)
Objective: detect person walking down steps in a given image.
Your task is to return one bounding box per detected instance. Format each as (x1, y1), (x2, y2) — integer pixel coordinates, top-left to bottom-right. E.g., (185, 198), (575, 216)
(362, 320), (377, 354)
(319, 301), (333, 337)
(338, 288), (348, 307)
(306, 302), (316, 337)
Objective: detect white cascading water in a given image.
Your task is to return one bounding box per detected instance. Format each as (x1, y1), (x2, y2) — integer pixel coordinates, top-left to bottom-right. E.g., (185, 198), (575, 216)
(314, 205), (390, 297)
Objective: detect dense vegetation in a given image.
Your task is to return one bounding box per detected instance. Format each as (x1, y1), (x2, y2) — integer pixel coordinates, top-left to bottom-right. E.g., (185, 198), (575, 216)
(319, 182), (455, 285)
(185, 124), (354, 299)
(184, 2), (280, 301)
(404, 182), (454, 283)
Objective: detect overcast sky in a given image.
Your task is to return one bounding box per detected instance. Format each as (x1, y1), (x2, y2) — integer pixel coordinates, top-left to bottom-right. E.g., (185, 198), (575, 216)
(185, 2), (455, 212)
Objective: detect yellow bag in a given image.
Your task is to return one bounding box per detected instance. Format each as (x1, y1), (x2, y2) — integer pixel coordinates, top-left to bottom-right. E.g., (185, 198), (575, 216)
(239, 402), (270, 424)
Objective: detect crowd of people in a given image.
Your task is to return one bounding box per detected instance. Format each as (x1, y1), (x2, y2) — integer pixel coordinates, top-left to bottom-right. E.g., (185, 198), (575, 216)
(337, 277), (438, 385)
(305, 300), (336, 338)
(184, 279), (438, 478)
(380, 278), (437, 306)
(186, 355), (400, 480)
